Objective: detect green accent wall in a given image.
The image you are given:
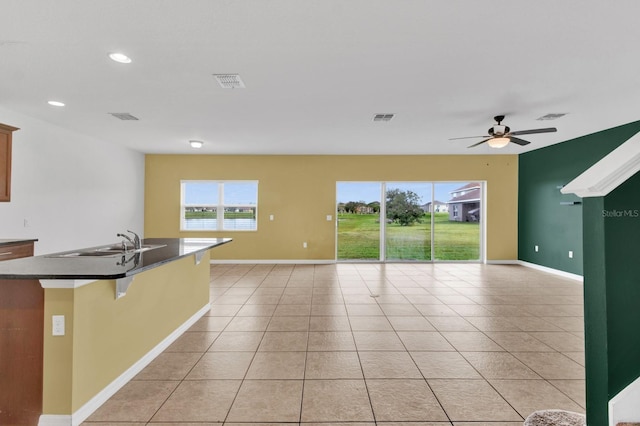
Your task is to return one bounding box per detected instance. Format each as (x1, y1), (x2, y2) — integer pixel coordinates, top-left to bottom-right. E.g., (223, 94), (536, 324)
(582, 196), (608, 426)
(582, 171), (640, 425)
(518, 120), (640, 274)
(604, 174), (640, 398)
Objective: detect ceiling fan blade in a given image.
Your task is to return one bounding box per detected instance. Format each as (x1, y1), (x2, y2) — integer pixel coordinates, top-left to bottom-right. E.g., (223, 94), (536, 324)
(467, 138), (492, 148)
(449, 135), (490, 141)
(509, 136), (531, 146)
(510, 127), (557, 136)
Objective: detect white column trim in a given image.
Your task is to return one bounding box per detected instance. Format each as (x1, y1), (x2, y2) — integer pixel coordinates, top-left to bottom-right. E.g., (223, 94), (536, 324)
(562, 130), (640, 198)
(40, 279), (96, 289)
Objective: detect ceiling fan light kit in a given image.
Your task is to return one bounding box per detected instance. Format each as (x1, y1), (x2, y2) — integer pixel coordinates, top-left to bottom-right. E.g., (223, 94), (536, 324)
(449, 115), (557, 149)
(487, 137), (510, 148)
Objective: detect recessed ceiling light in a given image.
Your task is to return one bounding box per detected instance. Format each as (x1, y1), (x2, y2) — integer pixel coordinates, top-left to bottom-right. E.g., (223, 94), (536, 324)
(47, 100), (65, 107)
(189, 140), (203, 149)
(109, 52), (132, 64)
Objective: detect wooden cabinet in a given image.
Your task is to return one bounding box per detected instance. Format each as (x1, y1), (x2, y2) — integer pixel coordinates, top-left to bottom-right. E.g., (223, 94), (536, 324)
(0, 241), (43, 426)
(0, 123), (19, 202)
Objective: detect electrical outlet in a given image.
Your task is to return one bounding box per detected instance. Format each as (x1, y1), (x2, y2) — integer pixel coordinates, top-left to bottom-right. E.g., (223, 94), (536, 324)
(23, 219), (29, 228)
(326, 215), (332, 221)
(269, 214), (274, 221)
(303, 242), (307, 248)
(569, 251), (573, 258)
(534, 245), (539, 252)
(52, 315), (65, 336)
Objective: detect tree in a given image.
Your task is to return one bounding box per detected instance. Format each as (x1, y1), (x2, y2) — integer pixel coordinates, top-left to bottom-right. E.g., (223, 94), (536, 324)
(344, 200), (370, 214)
(386, 189), (423, 226)
(367, 201), (380, 213)
(344, 201), (358, 213)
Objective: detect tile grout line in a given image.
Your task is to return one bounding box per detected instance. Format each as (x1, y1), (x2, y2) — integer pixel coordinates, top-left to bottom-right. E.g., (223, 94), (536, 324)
(352, 267), (381, 424)
(222, 264), (289, 424)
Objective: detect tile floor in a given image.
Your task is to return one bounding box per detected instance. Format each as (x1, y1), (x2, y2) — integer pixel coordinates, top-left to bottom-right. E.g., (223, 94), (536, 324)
(83, 263), (585, 425)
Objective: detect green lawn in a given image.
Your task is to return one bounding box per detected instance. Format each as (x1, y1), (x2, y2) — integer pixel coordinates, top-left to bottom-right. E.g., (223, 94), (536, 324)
(337, 212), (479, 261)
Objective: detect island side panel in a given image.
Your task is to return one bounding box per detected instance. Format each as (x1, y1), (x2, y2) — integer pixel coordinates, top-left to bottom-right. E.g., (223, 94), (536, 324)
(42, 289), (75, 415)
(41, 251), (211, 416)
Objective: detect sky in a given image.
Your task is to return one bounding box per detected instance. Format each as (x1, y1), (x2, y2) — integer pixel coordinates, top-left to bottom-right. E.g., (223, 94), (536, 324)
(184, 181), (258, 205)
(336, 182), (472, 204)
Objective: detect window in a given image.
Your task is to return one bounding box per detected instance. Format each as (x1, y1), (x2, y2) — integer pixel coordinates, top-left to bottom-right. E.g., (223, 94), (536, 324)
(181, 181), (258, 231)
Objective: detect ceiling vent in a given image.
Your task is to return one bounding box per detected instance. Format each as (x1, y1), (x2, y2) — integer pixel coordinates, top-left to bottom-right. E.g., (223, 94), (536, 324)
(213, 74), (246, 89)
(373, 113), (395, 122)
(109, 112), (139, 121)
(537, 113), (567, 121)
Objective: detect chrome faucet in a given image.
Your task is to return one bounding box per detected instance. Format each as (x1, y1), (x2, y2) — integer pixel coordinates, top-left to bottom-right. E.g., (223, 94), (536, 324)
(116, 230), (141, 251)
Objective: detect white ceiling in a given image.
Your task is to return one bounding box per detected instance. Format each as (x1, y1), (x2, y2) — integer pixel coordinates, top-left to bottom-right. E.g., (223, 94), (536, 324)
(2, 1), (640, 155)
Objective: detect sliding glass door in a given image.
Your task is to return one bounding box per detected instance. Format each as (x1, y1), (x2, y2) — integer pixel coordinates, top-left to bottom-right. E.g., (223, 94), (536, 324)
(385, 182), (432, 261)
(336, 182), (382, 261)
(434, 182), (481, 261)
(337, 181), (482, 262)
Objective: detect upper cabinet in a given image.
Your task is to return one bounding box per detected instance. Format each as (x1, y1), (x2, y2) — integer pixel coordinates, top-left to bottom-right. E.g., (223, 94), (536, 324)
(0, 123), (19, 202)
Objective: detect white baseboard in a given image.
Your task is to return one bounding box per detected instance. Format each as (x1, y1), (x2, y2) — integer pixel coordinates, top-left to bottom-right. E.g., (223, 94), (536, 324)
(518, 260), (584, 282)
(38, 416), (72, 426)
(210, 259), (336, 264)
(39, 303), (211, 426)
(485, 259), (520, 265)
(610, 375), (640, 426)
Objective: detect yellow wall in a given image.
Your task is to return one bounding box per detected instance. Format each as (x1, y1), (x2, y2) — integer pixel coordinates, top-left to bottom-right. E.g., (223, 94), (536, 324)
(42, 289), (74, 414)
(145, 155), (518, 261)
(41, 252), (210, 414)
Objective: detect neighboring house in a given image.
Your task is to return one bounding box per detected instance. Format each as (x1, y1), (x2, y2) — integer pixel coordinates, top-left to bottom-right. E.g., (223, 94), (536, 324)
(422, 201), (449, 213)
(355, 205), (374, 214)
(447, 182), (481, 222)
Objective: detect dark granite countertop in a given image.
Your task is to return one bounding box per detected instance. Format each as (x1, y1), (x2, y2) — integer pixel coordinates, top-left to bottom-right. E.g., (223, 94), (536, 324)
(0, 238), (38, 247)
(0, 238), (231, 280)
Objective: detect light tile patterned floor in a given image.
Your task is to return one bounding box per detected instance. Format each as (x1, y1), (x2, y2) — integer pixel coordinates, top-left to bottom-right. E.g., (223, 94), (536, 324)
(83, 263), (585, 425)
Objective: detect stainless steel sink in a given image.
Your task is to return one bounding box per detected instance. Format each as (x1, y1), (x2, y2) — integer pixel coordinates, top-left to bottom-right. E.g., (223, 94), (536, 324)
(48, 251), (122, 258)
(46, 244), (166, 258)
(96, 244), (166, 253)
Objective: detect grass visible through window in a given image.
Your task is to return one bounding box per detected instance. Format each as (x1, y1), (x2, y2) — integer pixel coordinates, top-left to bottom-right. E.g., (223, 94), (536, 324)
(337, 212), (479, 261)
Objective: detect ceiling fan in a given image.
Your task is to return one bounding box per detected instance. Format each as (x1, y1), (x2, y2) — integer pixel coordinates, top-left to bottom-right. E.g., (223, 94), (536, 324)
(450, 115), (557, 148)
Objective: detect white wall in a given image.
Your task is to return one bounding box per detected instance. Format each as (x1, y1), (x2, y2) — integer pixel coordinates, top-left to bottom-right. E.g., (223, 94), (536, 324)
(0, 107), (145, 255)
(610, 375), (640, 425)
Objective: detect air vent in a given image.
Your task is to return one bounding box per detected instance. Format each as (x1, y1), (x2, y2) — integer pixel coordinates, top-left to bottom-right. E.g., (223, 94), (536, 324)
(213, 74), (246, 89)
(109, 113), (139, 121)
(537, 113), (567, 121)
(373, 113), (395, 122)
(0, 40), (25, 48)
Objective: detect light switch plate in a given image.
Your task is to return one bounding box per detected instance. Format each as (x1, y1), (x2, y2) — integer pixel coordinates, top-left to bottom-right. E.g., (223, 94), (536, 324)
(52, 315), (65, 336)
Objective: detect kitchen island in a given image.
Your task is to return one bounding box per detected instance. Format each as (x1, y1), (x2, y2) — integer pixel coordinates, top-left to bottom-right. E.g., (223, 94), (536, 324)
(0, 237), (231, 426)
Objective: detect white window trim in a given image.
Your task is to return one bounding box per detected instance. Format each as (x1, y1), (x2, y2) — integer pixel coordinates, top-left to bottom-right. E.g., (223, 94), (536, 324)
(180, 180), (258, 232)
